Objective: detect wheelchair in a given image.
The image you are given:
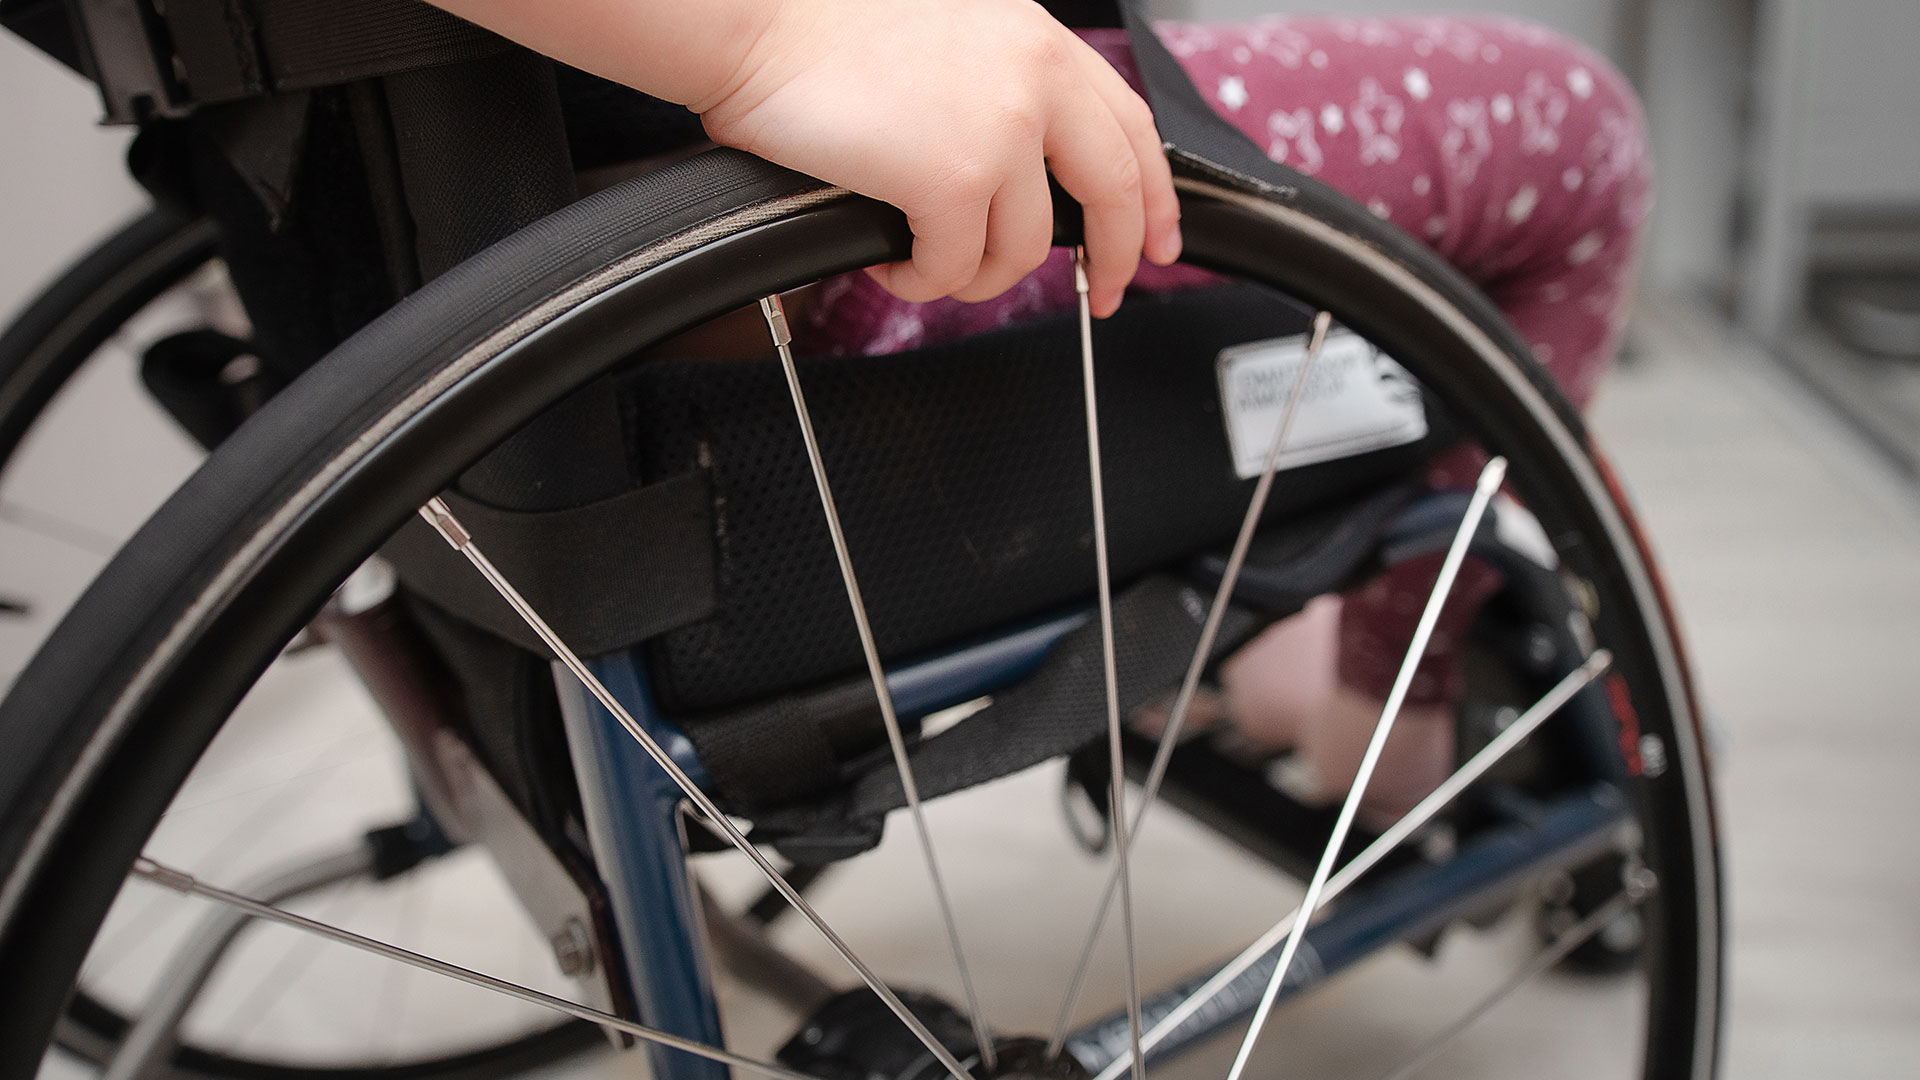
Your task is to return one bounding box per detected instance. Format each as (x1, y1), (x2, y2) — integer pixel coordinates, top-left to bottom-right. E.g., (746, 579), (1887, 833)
(0, 2), (1721, 1078)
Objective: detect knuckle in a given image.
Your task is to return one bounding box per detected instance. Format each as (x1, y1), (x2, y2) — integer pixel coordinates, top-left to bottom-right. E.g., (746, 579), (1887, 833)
(993, 98), (1046, 146)
(1018, 31), (1069, 72)
(936, 159), (996, 206)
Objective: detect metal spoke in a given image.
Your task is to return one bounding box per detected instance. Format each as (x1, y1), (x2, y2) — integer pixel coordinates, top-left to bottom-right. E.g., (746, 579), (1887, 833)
(1073, 248), (1146, 1080)
(102, 848), (369, 1080)
(416, 498), (976, 1080)
(1222, 456), (1508, 1080)
(127, 857), (824, 1080)
(757, 293), (996, 1070)
(1377, 871), (1657, 1080)
(0, 497), (122, 557)
(1087, 649), (1612, 1080)
(1046, 311), (1333, 1059)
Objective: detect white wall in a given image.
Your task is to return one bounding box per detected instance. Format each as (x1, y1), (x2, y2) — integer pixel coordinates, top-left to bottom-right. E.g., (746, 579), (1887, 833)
(1638, 0), (1747, 295)
(0, 30), (146, 326)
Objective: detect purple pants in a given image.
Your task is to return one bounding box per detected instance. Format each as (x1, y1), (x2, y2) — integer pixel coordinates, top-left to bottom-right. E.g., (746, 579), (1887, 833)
(797, 15), (1652, 707)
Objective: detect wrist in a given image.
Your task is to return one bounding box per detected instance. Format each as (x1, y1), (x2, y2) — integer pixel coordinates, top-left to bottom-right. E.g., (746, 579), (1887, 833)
(424, 0), (796, 115)
(680, 0), (797, 115)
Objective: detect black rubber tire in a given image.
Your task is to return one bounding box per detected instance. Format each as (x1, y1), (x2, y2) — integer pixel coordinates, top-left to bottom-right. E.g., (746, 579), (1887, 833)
(0, 206), (603, 1080)
(0, 147), (1722, 1080)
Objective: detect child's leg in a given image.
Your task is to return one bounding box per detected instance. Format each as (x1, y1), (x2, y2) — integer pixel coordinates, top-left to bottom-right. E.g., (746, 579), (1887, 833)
(1150, 16), (1650, 814)
(1131, 15), (1650, 408)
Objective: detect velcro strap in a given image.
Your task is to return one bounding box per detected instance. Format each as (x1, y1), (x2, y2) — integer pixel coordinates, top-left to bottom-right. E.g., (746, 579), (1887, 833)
(381, 472), (717, 659)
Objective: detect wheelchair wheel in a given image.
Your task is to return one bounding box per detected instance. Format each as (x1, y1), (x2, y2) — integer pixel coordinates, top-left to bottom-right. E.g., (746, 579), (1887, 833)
(0, 208), (217, 476)
(0, 220), (606, 1080)
(0, 148), (1721, 1080)
(2, 206), (216, 687)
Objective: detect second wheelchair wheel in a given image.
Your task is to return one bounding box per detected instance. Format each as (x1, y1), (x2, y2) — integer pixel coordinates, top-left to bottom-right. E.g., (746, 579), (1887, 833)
(0, 148), (1720, 1080)
(0, 210), (604, 1080)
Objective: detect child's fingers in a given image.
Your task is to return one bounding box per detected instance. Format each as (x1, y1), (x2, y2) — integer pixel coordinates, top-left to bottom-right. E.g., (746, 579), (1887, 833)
(877, 184), (993, 303)
(1044, 89), (1145, 317)
(952, 164), (1054, 303)
(1073, 48), (1181, 267)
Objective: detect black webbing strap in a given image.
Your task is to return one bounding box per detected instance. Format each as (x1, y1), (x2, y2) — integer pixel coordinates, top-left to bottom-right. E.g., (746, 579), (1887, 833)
(159, 0), (511, 106)
(1196, 483), (1416, 613)
(749, 575), (1265, 863)
(1117, 1), (1305, 197)
(381, 474), (718, 659)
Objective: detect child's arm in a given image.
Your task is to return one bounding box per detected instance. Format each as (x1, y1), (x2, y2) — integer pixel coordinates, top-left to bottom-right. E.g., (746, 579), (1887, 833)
(428, 0), (1179, 316)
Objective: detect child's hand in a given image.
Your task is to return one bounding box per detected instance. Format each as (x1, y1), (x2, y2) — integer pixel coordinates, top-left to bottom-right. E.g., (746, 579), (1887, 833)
(430, 0), (1180, 317)
(696, 0), (1181, 317)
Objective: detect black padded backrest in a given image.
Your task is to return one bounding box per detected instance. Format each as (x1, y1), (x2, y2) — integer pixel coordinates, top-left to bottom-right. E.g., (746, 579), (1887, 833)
(622, 284), (1446, 714)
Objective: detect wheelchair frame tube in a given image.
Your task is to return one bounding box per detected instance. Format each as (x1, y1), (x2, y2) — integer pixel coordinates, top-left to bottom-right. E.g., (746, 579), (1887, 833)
(1063, 786), (1631, 1073)
(547, 618), (1090, 1080)
(555, 658), (729, 1080)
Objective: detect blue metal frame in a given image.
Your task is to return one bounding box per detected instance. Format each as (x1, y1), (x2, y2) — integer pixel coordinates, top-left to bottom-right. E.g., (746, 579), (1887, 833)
(550, 494), (1632, 1080)
(552, 613), (1088, 1080)
(555, 661), (728, 1080)
(1064, 787), (1628, 1072)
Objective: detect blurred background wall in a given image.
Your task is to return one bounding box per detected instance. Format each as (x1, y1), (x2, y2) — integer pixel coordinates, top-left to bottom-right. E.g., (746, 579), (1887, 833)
(0, 27), (143, 325)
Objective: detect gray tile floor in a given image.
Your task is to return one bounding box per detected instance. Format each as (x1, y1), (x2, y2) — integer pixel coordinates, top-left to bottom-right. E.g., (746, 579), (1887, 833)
(7, 293), (1919, 1078)
(1590, 301), (1920, 1076)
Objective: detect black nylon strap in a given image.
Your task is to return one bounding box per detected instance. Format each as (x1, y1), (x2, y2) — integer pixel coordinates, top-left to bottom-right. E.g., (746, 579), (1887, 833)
(381, 473), (718, 659)
(753, 575), (1264, 863)
(158, 0), (510, 106)
(256, 0), (510, 91)
(1201, 483), (1417, 614)
(1117, 1), (1305, 197)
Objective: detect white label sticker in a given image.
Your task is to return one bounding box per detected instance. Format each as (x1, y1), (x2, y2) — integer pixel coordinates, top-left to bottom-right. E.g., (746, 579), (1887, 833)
(1216, 328), (1429, 480)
